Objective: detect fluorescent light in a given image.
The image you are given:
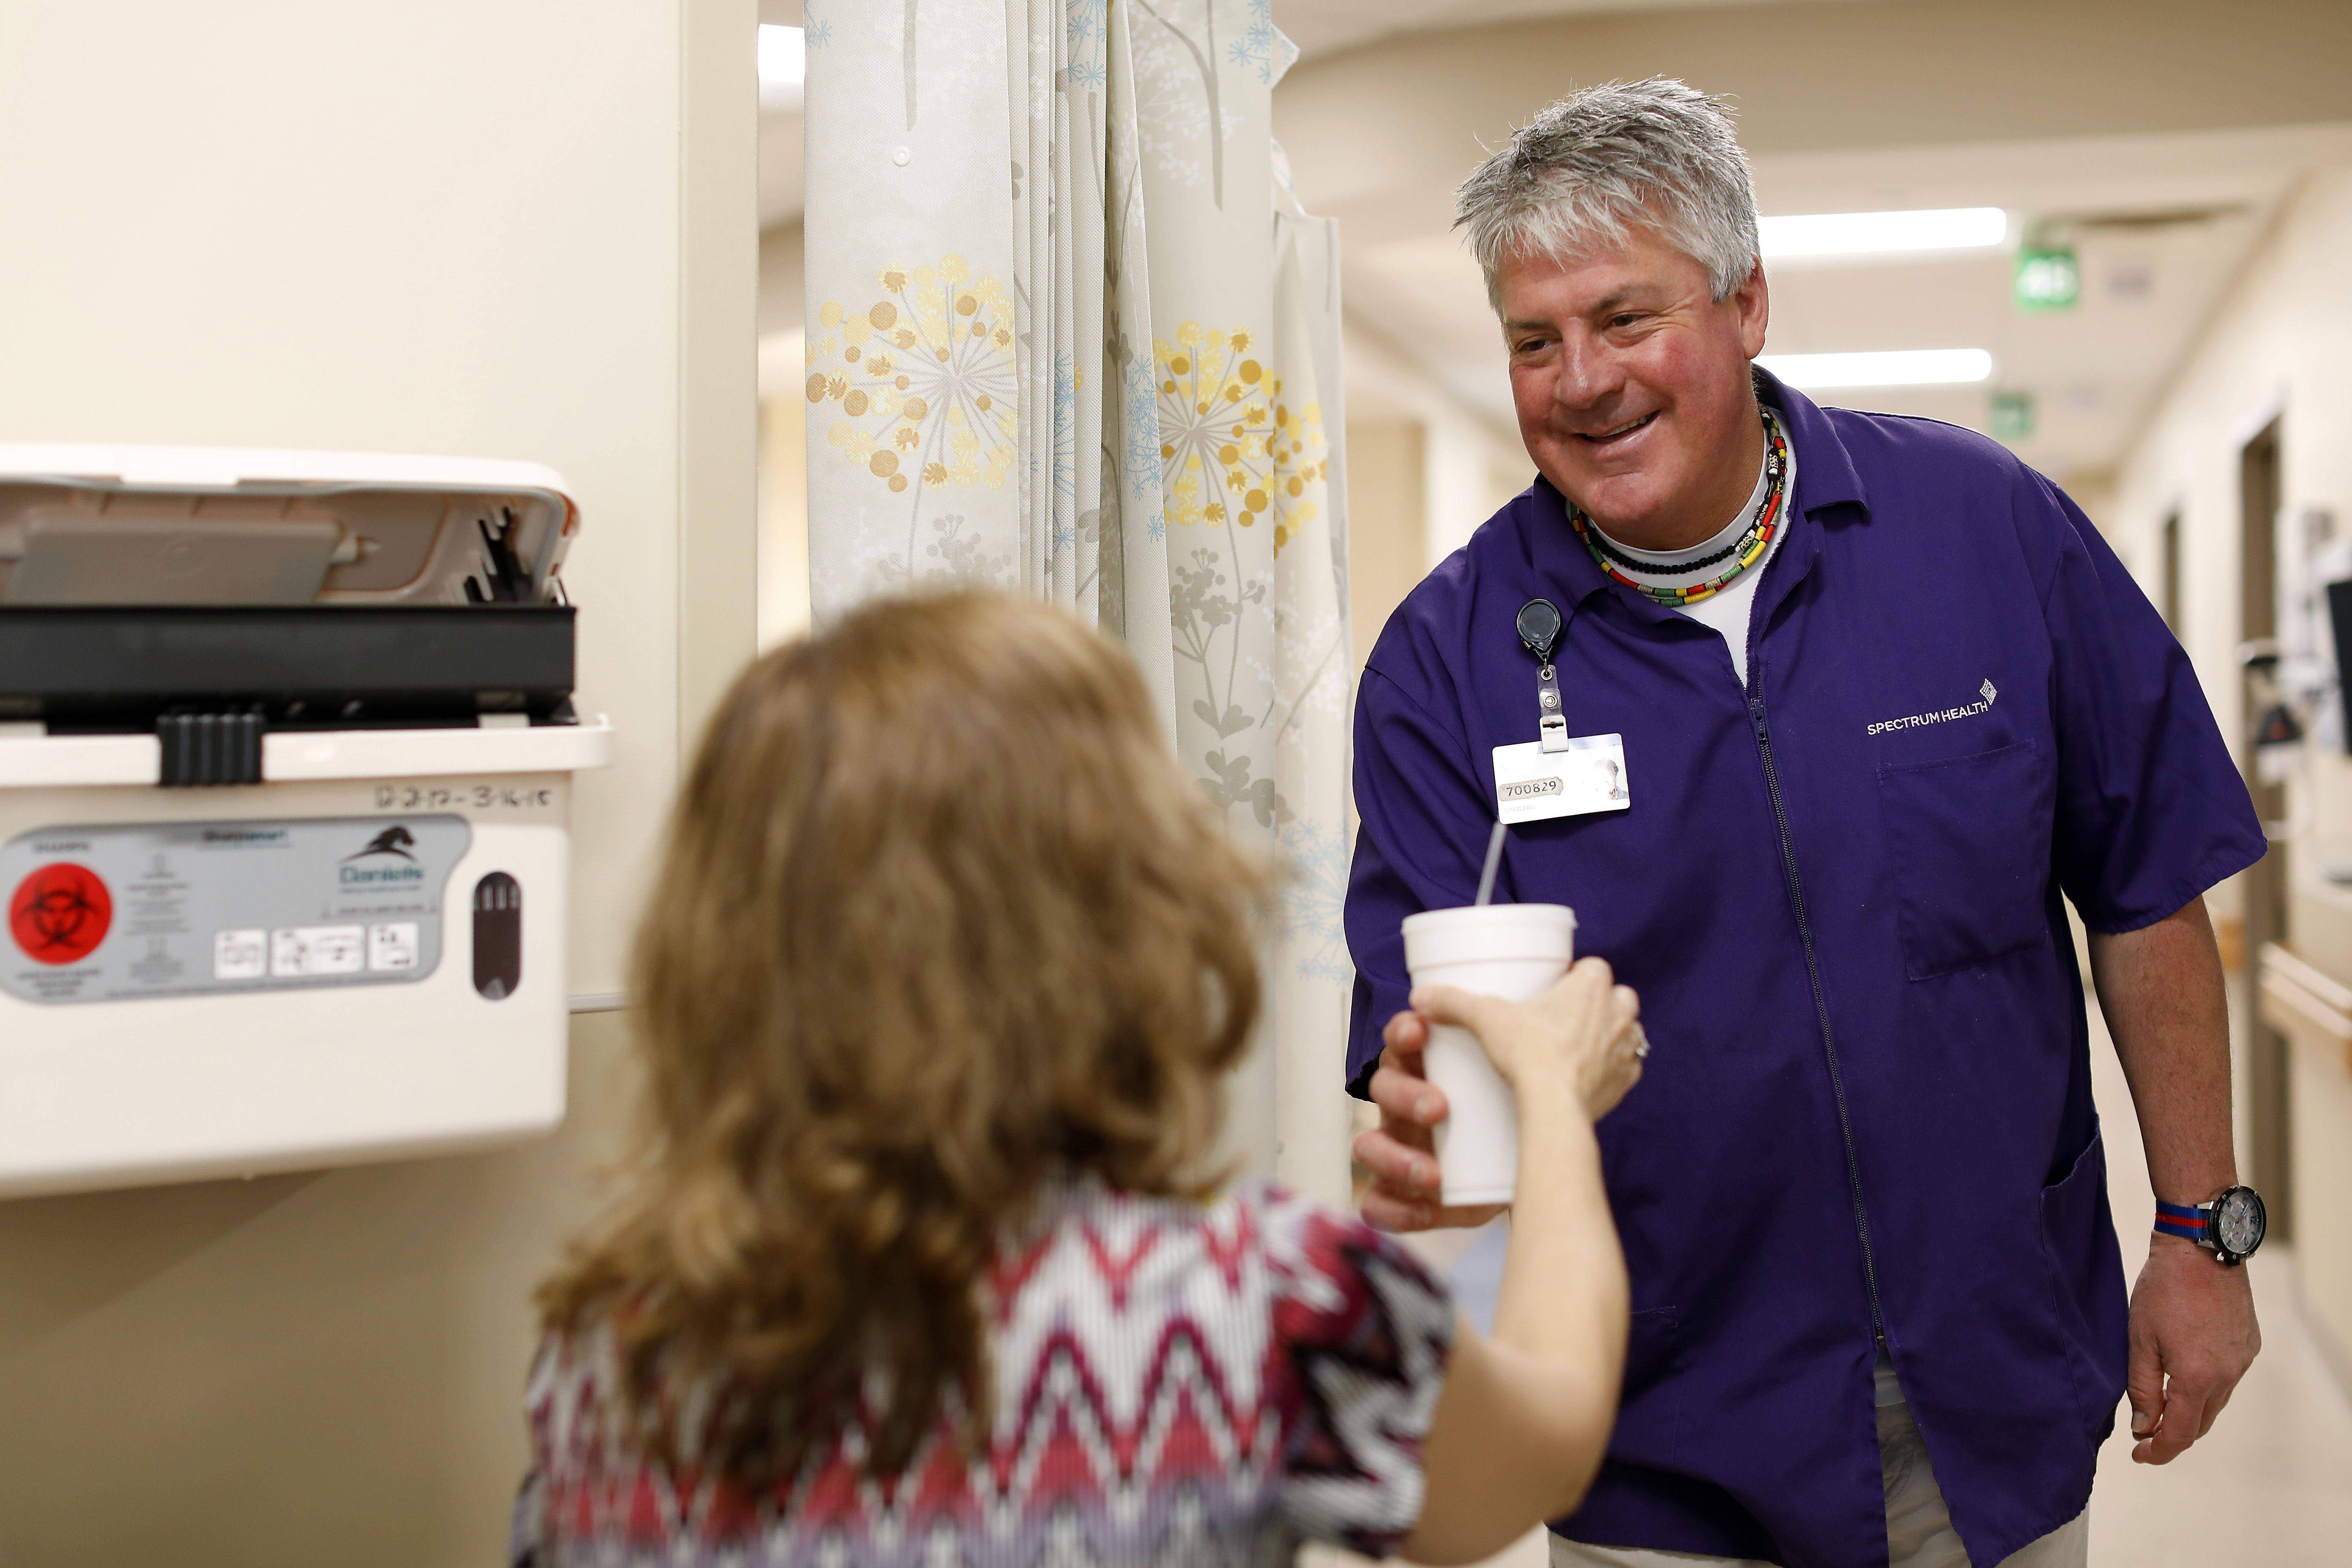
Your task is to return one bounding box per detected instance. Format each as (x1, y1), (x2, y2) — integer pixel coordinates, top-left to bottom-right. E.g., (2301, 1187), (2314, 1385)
(1756, 349), (1994, 389)
(1759, 206), (2007, 260)
(759, 24), (805, 103)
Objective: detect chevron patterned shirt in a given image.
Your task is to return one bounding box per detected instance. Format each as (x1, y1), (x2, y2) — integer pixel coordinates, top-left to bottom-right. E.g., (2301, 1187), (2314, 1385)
(513, 1179), (1456, 1568)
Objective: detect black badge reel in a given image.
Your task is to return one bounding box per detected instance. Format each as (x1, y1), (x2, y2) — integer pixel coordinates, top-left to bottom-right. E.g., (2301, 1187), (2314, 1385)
(1517, 598), (1569, 752)
(1516, 597), (1563, 662)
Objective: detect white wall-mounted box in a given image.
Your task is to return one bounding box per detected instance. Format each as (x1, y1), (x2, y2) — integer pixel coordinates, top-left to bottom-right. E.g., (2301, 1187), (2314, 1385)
(0, 445), (610, 1198)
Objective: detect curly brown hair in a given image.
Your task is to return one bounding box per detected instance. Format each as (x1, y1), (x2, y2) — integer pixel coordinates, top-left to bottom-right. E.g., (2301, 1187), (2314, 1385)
(538, 590), (1267, 1486)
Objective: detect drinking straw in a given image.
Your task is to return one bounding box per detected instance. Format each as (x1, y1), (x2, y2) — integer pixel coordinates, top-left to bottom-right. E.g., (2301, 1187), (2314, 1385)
(1473, 819), (1508, 906)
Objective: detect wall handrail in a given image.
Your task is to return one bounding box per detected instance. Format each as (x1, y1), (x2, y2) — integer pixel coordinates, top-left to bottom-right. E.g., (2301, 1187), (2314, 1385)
(2258, 941), (2352, 1075)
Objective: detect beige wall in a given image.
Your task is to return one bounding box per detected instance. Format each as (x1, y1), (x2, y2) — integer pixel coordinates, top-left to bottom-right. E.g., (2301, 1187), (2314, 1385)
(1347, 420), (1431, 672)
(2108, 163), (2352, 1362)
(758, 377), (813, 648)
(1344, 318), (1528, 570)
(758, 220), (812, 648)
(0, 1018), (639, 1566)
(760, 217), (808, 340)
(0, 1), (756, 1560)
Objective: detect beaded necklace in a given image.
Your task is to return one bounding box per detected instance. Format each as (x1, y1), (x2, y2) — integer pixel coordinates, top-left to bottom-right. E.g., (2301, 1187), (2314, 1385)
(1569, 410), (1789, 607)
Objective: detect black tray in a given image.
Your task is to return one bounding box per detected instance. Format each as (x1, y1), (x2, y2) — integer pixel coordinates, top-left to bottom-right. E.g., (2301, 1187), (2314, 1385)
(0, 604), (576, 726)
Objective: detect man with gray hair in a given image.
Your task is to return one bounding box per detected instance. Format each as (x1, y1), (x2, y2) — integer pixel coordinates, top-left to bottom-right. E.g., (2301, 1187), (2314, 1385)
(1346, 79), (2268, 1568)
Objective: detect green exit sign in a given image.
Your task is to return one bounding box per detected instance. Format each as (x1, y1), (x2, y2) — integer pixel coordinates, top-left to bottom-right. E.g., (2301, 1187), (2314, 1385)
(2015, 246), (2079, 312)
(1990, 390), (2036, 441)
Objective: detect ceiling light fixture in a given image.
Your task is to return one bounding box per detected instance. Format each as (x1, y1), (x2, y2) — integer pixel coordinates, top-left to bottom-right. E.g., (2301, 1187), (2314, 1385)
(1756, 349), (1995, 389)
(1759, 206), (2007, 260)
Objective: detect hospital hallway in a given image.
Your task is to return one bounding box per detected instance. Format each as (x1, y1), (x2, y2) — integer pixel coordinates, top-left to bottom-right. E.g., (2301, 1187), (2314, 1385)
(10, 1), (2352, 1564)
(2078, 982), (2352, 1566)
(1276, 2), (2352, 1561)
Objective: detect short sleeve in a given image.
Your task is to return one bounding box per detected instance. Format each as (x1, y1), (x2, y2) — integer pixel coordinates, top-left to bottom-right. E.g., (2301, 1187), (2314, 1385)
(2033, 474), (2267, 932)
(1259, 1184), (1456, 1558)
(510, 1339), (561, 1567)
(509, 1467), (547, 1568)
(1346, 663), (1502, 1093)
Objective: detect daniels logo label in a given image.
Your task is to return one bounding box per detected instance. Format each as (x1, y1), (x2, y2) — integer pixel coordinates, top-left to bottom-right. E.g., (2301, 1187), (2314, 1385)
(201, 827), (288, 846)
(340, 825), (425, 886)
(1502, 777), (1564, 800)
(1868, 679), (1998, 736)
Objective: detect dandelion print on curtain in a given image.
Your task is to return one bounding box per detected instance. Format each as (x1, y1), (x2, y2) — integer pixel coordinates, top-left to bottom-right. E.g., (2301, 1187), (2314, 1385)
(804, 0), (1354, 1198)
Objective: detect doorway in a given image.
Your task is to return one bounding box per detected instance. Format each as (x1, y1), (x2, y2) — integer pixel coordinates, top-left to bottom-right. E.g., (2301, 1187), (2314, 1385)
(2239, 417), (2291, 1240)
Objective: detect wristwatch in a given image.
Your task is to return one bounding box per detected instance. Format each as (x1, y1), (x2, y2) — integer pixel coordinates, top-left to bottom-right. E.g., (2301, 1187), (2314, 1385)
(2154, 1186), (2267, 1267)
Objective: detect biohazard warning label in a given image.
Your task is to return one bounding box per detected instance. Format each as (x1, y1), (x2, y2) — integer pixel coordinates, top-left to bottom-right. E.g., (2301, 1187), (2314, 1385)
(1, 816), (467, 1006)
(9, 863), (113, 966)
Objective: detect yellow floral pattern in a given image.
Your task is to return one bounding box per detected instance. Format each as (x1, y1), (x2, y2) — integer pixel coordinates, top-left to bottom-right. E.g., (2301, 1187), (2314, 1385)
(808, 257), (1019, 502)
(1155, 323), (1267, 529)
(1153, 323), (1328, 556)
(1266, 386), (1328, 556)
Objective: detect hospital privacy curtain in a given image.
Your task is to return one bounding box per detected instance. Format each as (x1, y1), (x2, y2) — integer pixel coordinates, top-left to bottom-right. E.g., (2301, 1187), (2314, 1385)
(802, 0), (1353, 1197)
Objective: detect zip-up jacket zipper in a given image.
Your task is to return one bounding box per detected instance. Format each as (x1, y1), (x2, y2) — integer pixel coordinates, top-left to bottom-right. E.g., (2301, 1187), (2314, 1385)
(1746, 678), (1889, 1346)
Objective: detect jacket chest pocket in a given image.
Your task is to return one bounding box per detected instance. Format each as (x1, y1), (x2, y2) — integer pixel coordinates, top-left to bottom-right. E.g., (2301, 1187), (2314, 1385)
(1879, 740), (2055, 979)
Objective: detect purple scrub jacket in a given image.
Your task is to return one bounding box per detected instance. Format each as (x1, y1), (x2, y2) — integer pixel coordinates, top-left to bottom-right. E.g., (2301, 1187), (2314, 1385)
(1344, 371), (2266, 1568)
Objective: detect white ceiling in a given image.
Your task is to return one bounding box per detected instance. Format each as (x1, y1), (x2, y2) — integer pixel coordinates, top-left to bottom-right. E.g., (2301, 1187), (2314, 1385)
(1275, 0), (1870, 60)
(763, 2), (2352, 485)
(757, 0), (804, 227)
(756, 0), (1856, 226)
(1342, 122), (2352, 483)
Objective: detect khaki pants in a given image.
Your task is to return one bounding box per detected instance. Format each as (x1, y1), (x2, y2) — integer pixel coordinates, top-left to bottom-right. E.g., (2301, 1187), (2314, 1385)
(1547, 1392), (2088, 1568)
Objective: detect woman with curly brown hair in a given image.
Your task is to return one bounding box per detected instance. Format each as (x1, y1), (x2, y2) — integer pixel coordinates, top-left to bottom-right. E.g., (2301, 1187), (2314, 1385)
(515, 590), (1645, 1568)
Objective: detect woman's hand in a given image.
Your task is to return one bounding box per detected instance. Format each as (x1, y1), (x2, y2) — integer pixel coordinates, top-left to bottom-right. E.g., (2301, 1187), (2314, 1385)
(1354, 959), (1642, 1231)
(1412, 957), (1643, 1122)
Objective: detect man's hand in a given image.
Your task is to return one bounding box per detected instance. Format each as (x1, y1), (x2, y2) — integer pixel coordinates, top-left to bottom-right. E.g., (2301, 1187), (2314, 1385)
(2125, 1236), (2260, 1464)
(1353, 1007), (1509, 1232)
(1354, 961), (1641, 1233)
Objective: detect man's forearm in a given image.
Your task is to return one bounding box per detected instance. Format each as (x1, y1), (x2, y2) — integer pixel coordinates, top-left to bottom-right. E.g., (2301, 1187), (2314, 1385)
(2088, 895), (2261, 1464)
(2085, 897), (2238, 1202)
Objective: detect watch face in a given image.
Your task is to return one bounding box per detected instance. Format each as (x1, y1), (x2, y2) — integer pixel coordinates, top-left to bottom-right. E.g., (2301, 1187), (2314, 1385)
(2215, 1188), (2266, 1256)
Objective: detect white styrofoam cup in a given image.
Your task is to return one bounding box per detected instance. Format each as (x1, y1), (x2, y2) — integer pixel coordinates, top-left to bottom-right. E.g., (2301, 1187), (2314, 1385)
(1399, 903), (1576, 1206)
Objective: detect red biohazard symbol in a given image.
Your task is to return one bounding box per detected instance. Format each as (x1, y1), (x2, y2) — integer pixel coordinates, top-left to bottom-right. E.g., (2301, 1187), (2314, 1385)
(9, 863), (113, 966)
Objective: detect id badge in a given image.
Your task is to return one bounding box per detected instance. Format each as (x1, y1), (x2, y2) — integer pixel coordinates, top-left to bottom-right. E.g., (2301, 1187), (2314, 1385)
(1492, 734), (1631, 825)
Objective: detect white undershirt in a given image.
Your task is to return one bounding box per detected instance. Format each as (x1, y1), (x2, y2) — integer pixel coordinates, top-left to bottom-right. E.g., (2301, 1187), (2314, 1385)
(1587, 413), (1793, 687)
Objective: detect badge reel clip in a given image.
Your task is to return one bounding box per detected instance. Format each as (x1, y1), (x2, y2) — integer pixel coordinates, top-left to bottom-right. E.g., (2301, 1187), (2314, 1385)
(1492, 597), (1631, 825)
(1517, 598), (1569, 754)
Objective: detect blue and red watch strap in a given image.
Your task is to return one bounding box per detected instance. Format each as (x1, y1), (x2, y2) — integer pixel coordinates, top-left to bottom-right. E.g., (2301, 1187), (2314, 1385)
(2154, 1198), (2204, 1243)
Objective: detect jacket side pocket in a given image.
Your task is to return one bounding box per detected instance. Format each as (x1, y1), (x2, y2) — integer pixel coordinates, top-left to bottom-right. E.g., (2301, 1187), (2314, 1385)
(2037, 1122), (2129, 1438)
